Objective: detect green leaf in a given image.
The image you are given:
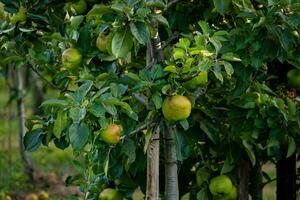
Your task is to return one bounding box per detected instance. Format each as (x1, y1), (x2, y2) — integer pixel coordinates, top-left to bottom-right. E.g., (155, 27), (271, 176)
(213, 0), (232, 15)
(69, 122), (89, 151)
(200, 121), (216, 144)
(24, 129), (43, 152)
(287, 98), (296, 117)
(287, 136), (296, 158)
(77, 21), (92, 53)
(242, 140), (256, 166)
(151, 92), (162, 109)
(223, 61), (234, 76)
(177, 38), (191, 49)
(222, 52), (241, 62)
(41, 99), (68, 107)
(69, 107), (86, 123)
(53, 110), (68, 138)
(112, 28), (133, 58)
(221, 157), (234, 174)
(152, 14), (169, 27)
(121, 138), (136, 171)
(129, 22), (150, 45)
(102, 102), (118, 115)
(213, 64), (223, 83)
(164, 65), (178, 73)
(180, 120), (189, 131)
(198, 21), (210, 35)
(197, 188), (210, 200)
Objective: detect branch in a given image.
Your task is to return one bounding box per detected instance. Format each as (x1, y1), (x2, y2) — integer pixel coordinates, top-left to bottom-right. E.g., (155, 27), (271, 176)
(133, 93), (151, 109)
(161, 31), (180, 49)
(166, 0), (179, 8)
(29, 65), (59, 90)
(120, 121), (156, 139)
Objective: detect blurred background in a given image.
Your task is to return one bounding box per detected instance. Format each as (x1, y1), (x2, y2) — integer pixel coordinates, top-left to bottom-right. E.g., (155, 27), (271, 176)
(0, 76), (83, 200)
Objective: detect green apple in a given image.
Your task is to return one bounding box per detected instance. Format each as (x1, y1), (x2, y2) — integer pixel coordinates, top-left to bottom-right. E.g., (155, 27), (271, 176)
(101, 124), (122, 145)
(183, 71), (208, 89)
(181, 192), (190, 200)
(62, 48), (82, 69)
(209, 175), (233, 196)
(162, 95), (192, 122)
(96, 33), (109, 52)
(99, 188), (123, 200)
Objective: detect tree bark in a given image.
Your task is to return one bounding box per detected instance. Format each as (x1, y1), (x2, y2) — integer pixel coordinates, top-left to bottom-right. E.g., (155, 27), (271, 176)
(276, 153), (296, 200)
(146, 126), (160, 200)
(16, 66), (34, 181)
(32, 73), (44, 115)
(249, 160), (262, 200)
(238, 160), (250, 200)
(164, 124), (179, 200)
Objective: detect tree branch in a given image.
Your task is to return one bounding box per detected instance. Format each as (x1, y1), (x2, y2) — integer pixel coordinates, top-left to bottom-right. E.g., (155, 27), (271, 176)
(133, 93), (151, 109)
(29, 65), (59, 90)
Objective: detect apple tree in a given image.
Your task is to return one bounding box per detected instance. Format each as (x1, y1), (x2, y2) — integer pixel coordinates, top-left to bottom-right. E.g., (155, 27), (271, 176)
(1, 0), (300, 200)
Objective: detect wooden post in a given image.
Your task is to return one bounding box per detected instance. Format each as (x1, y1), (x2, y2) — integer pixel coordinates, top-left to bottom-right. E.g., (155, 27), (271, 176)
(164, 125), (179, 200)
(238, 160), (250, 200)
(146, 126), (160, 200)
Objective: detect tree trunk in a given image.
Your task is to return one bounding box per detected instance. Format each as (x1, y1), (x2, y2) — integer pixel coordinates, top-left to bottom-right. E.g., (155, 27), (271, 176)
(249, 160), (262, 200)
(32, 73), (44, 115)
(146, 126), (160, 200)
(16, 66), (34, 181)
(276, 153), (296, 200)
(238, 160), (250, 200)
(164, 124), (179, 200)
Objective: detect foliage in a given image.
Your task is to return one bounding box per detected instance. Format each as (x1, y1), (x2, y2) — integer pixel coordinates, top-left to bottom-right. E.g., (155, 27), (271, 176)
(1, 0), (300, 199)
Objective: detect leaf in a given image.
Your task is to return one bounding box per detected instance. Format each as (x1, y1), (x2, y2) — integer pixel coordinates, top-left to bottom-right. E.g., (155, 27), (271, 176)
(198, 21), (210, 34)
(200, 121), (216, 144)
(77, 21), (93, 53)
(213, 64), (223, 83)
(197, 188), (210, 200)
(287, 98), (296, 117)
(41, 99), (68, 107)
(24, 129), (43, 152)
(112, 28), (133, 58)
(151, 92), (162, 109)
(221, 52), (241, 62)
(287, 136), (296, 158)
(221, 158), (234, 174)
(69, 107), (86, 123)
(177, 38), (191, 49)
(164, 65), (178, 73)
(53, 110), (68, 138)
(223, 61), (234, 76)
(213, 0), (232, 15)
(180, 120), (189, 131)
(129, 22), (150, 45)
(69, 122), (89, 151)
(242, 140), (256, 166)
(121, 138), (136, 171)
(152, 14), (169, 27)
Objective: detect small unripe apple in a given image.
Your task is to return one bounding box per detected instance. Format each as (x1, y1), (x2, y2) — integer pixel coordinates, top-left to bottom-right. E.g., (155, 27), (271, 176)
(61, 48), (82, 69)
(101, 124), (122, 145)
(96, 34), (109, 52)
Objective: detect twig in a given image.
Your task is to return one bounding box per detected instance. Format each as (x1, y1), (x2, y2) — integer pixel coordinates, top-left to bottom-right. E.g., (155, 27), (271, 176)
(161, 31), (180, 49)
(133, 93), (151, 109)
(120, 121), (156, 139)
(29, 65), (59, 90)
(166, 0), (179, 8)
